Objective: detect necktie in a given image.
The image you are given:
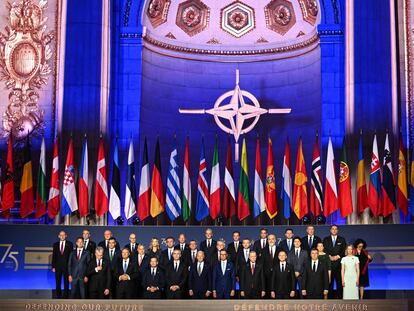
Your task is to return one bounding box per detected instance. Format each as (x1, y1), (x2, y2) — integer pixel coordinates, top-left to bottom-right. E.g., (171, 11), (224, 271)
(282, 263), (285, 272)
(105, 240), (108, 248)
(60, 242), (64, 255)
(222, 262), (225, 275)
(251, 263), (255, 274)
(245, 250), (248, 262)
(152, 268), (155, 277)
(139, 255), (142, 266)
(262, 240), (265, 249)
(309, 237), (312, 249)
(168, 249), (172, 260)
(110, 250), (113, 261)
(313, 261), (316, 272)
(175, 262), (178, 272)
(333, 236), (336, 246)
(235, 242), (238, 252)
(98, 259), (101, 267)
(296, 249), (299, 258)
(84, 241), (88, 250)
(192, 252), (196, 263)
(131, 244), (135, 252)
(288, 240), (291, 251)
(208, 240), (210, 248)
(123, 261), (128, 273)
(77, 249), (81, 261)
(181, 245), (184, 252)
(270, 247), (273, 258)
(198, 263), (202, 276)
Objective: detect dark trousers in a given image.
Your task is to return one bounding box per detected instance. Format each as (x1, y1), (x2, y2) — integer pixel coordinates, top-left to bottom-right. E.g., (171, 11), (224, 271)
(89, 290), (106, 299)
(166, 289), (184, 299)
(306, 293), (324, 299)
(55, 268), (69, 298)
(275, 293), (290, 299)
(329, 264), (343, 299)
(116, 283), (135, 299)
(215, 289), (231, 299)
(143, 291), (162, 299)
(70, 277), (86, 299)
(192, 291), (207, 299)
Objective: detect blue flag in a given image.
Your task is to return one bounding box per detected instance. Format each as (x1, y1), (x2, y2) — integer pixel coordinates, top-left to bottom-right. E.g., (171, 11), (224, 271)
(195, 139), (210, 222)
(166, 142), (181, 221)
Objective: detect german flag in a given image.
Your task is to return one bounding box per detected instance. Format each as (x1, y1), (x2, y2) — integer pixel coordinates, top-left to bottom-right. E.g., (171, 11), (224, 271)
(20, 135), (34, 218)
(150, 138), (165, 218)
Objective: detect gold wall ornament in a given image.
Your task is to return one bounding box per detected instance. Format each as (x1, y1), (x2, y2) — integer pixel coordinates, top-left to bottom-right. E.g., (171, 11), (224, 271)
(0, 0), (54, 140)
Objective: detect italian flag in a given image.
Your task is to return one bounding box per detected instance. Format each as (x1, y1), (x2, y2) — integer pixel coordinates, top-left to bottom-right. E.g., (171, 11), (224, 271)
(182, 138), (191, 221)
(210, 138), (221, 220)
(237, 138), (250, 221)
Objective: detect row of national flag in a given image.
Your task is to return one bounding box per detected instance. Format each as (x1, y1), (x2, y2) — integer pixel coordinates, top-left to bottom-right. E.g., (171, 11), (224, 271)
(0, 132), (413, 221)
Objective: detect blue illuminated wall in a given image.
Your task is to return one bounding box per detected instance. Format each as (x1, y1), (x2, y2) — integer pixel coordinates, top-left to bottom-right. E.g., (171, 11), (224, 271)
(0, 224), (413, 291)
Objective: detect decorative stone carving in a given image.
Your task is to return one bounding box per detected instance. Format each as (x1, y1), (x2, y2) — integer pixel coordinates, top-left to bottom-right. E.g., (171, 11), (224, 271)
(0, 0), (54, 140)
(221, 1), (255, 38)
(298, 0), (318, 25)
(264, 0), (296, 35)
(176, 0), (210, 37)
(146, 0), (171, 28)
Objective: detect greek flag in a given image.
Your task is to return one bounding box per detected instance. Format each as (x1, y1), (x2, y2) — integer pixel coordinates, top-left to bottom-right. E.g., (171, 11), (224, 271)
(166, 143), (181, 221)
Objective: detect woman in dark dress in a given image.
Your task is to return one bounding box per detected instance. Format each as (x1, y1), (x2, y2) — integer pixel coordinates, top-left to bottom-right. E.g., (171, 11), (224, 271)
(147, 238), (161, 259)
(353, 239), (372, 299)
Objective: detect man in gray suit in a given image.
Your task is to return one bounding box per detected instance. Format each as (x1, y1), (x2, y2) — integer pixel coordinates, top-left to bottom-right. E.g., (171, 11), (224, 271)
(287, 237), (308, 298)
(68, 237), (91, 298)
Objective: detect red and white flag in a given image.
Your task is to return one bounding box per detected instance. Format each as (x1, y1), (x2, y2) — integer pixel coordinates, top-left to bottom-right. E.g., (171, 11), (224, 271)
(48, 137), (60, 218)
(94, 137), (108, 217)
(323, 136), (339, 217)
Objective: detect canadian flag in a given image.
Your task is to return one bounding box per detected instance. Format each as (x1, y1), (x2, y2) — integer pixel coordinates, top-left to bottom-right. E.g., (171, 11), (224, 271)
(95, 137), (108, 217)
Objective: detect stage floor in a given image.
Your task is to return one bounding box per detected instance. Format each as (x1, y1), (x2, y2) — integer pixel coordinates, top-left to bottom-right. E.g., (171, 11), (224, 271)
(0, 299), (413, 311)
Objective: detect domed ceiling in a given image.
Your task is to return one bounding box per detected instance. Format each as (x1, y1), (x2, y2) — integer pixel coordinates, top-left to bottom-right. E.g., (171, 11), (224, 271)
(142, 0), (321, 60)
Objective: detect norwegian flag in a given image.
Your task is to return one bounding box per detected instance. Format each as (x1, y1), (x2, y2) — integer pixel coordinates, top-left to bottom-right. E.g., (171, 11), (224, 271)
(95, 137), (109, 217)
(62, 138), (78, 215)
(310, 134), (323, 216)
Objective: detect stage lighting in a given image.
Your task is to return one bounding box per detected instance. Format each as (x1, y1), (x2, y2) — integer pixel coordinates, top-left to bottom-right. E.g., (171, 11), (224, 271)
(132, 216), (140, 226)
(116, 216), (124, 225)
(316, 215), (326, 225)
(302, 215), (311, 225)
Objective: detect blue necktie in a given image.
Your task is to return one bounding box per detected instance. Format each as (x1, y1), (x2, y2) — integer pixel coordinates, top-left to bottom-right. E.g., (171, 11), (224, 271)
(123, 261), (128, 273)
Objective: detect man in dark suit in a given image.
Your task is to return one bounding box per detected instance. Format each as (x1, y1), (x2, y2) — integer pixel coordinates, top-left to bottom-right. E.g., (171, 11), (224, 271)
(98, 230), (120, 251)
(301, 225), (322, 254)
(239, 251), (265, 299)
(227, 231), (241, 263)
(136, 244), (150, 298)
(287, 237), (309, 298)
(82, 229), (96, 255)
(271, 250), (295, 299)
(51, 230), (73, 298)
(209, 239), (226, 268)
(68, 237), (91, 298)
(323, 225), (346, 299)
(104, 237), (120, 271)
(188, 240), (198, 266)
(142, 256), (165, 299)
(252, 228), (268, 258)
(236, 238), (252, 278)
(165, 249), (188, 299)
(188, 250), (211, 299)
(212, 250), (236, 299)
(278, 228), (294, 254)
(114, 248), (138, 299)
(159, 236), (175, 270)
(174, 233), (190, 265)
(123, 233), (138, 261)
(261, 234), (280, 297)
(301, 249), (329, 299)
(200, 228), (217, 265)
(85, 246), (111, 299)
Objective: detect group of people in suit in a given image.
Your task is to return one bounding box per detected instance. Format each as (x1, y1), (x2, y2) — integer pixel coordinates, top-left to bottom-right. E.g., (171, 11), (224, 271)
(51, 225), (370, 300)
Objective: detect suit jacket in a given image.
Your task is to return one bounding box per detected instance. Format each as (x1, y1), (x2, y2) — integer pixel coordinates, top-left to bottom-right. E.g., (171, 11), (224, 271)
(124, 243), (138, 259)
(322, 235), (346, 269)
(212, 261), (236, 293)
(253, 239), (268, 257)
(188, 262), (211, 295)
(174, 244), (191, 265)
(137, 254), (150, 274)
(209, 249), (224, 268)
(187, 249), (199, 266)
(261, 245), (280, 276)
(239, 262), (265, 297)
(236, 248), (252, 277)
(165, 261), (188, 290)
(83, 240), (96, 255)
(287, 248), (309, 275)
(141, 267), (165, 292)
(301, 261), (329, 298)
(114, 259), (139, 292)
(68, 249), (91, 279)
(200, 239), (217, 264)
(159, 248), (174, 270)
(278, 239), (294, 254)
(104, 248), (121, 271)
(301, 235), (322, 253)
(86, 258), (112, 294)
(227, 241), (242, 263)
(52, 240), (73, 271)
(98, 239), (121, 251)
(271, 262), (295, 295)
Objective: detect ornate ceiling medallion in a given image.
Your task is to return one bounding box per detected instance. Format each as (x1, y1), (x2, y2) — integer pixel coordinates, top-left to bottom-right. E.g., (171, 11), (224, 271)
(176, 0), (210, 37)
(265, 0), (296, 35)
(221, 1), (255, 38)
(298, 0), (318, 25)
(0, 0), (54, 140)
(146, 0), (171, 28)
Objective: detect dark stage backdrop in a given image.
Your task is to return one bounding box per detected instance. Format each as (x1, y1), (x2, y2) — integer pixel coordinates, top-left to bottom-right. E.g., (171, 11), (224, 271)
(0, 224), (413, 291)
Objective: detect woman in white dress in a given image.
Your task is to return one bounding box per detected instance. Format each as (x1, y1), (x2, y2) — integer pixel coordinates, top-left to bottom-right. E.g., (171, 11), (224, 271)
(341, 244), (360, 300)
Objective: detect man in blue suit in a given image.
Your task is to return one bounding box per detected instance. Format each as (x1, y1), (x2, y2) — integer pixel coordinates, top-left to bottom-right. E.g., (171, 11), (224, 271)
(68, 237), (91, 299)
(212, 249), (236, 299)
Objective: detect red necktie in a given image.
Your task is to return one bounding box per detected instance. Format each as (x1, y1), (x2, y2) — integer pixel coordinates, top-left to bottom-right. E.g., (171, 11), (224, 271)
(139, 255), (142, 266)
(60, 242), (64, 255)
(251, 263), (255, 275)
(77, 250), (81, 261)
